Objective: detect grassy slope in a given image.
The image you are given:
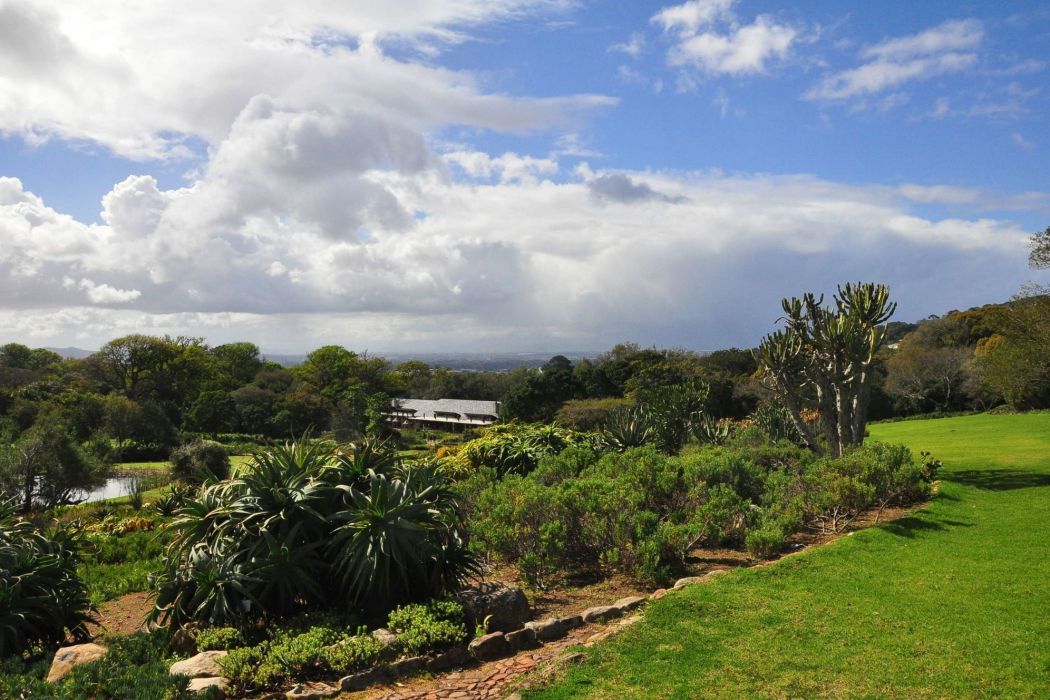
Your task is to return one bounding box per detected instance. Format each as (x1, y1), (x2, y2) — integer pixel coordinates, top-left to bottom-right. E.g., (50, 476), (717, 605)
(525, 413), (1050, 699)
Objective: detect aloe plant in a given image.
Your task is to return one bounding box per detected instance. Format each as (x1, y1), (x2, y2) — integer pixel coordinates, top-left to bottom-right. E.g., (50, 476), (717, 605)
(150, 437), (477, 628)
(602, 407), (654, 451)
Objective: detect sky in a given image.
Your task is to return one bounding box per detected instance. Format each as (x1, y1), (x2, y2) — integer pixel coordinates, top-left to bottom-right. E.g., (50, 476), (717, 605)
(0, 0), (1048, 354)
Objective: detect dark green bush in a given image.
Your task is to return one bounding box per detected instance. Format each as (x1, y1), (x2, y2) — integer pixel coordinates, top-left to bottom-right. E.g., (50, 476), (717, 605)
(168, 440), (231, 485)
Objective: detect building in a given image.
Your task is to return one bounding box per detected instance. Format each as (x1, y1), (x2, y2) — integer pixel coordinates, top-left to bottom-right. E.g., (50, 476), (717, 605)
(385, 398), (500, 430)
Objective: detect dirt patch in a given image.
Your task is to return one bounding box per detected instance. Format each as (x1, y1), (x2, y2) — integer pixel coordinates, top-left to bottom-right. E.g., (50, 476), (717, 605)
(90, 591), (152, 637)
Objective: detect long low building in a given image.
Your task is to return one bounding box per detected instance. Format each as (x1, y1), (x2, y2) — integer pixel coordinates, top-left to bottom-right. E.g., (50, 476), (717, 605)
(385, 398), (500, 429)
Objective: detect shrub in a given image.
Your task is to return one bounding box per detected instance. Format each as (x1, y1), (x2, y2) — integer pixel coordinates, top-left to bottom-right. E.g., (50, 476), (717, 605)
(471, 437), (933, 585)
(387, 600), (468, 655)
(0, 502), (94, 657)
(195, 626), (244, 651)
(458, 423), (597, 476)
(555, 398), (633, 431)
(169, 441), (231, 485)
(319, 633), (384, 674)
(745, 520), (788, 559)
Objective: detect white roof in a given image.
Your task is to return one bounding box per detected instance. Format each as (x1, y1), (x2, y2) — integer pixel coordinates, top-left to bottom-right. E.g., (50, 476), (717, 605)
(391, 398), (499, 420)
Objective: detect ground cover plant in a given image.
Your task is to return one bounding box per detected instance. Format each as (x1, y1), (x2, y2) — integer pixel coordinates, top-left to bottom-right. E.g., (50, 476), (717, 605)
(523, 412), (1050, 699)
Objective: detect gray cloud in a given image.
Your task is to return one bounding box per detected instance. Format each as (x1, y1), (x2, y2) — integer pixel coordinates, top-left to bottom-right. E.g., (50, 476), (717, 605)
(587, 173), (688, 204)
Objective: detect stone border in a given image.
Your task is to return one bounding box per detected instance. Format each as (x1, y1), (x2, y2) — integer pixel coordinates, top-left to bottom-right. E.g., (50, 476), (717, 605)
(160, 575), (735, 698)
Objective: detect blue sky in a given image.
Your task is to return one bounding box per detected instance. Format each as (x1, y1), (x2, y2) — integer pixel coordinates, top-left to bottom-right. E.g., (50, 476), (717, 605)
(0, 1), (1047, 352)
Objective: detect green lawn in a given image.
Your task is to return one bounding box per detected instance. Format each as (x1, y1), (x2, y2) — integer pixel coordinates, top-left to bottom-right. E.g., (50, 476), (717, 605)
(525, 413), (1050, 699)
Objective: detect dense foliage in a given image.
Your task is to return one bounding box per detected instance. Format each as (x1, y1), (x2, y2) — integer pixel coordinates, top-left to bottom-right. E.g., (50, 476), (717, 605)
(469, 438), (937, 588)
(150, 439), (477, 628)
(0, 502), (94, 657)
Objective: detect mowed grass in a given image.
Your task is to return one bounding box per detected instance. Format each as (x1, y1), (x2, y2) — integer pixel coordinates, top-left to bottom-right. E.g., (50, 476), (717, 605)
(525, 413), (1050, 699)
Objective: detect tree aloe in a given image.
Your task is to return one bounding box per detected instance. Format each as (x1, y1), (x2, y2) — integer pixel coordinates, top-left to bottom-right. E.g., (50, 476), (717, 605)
(756, 282), (895, 457)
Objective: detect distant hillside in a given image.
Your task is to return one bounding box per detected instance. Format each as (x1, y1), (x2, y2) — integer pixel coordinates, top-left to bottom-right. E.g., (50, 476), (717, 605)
(46, 347), (95, 359)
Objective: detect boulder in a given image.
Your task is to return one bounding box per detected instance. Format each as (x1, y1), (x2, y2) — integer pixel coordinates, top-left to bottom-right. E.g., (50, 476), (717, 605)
(46, 643), (108, 683)
(339, 667), (386, 692)
(613, 596), (646, 612)
(388, 655), (427, 677)
(170, 650), (228, 678)
(428, 645), (471, 671)
(187, 677), (228, 697)
(649, 588), (668, 601)
(524, 615), (581, 642)
(456, 582), (530, 633)
(285, 682), (338, 698)
(468, 631), (510, 661)
(505, 627), (539, 651)
(672, 576), (704, 590)
(581, 605), (621, 624)
(370, 628), (398, 660)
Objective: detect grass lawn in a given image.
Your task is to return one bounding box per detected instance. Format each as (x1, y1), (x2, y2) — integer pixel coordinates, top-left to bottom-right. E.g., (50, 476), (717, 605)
(524, 413), (1050, 699)
(114, 461), (170, 471)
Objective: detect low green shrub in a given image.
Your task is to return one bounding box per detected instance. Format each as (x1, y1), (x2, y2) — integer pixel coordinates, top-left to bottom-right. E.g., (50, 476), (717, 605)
(194, 626), (243, 651)
(0, 630), (197, 699)
(319, 633), (384, 674)
(387, 600), (468, 655)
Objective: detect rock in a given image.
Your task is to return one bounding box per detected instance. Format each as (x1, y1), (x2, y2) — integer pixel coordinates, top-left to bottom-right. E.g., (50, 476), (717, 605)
(649, 588), (668, 600)
(560, 652), (586, 664)
(504, 694), (523, 700)
(170, 650), (228, 678)
(339, 668), (385, 692)
(617, 614), (643, 628)
(46, 643), (108, 683)
(428, 645), (471, 671)
(672, 576), (704, 590)
(505, 627), (539, 651)
(581, 605), (621, 624)
(584, 629), (614, 646)
(371, 627), (398, 660)
(456, 582), (531, 633)
(525, 615), (581, 642)
(388, 655), (427, 677)
(187, 677), (228, 697)
(613, 595), (646, 612)
(706, 568), (729, 578)
(285, 682), (338, 698)
(468, 631), (510, 661)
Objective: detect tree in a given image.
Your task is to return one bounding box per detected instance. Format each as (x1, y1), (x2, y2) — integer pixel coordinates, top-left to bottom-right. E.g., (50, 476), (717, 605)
(184, 390), (239, 435)
(0, 419), (108, 512)
(976, 286), (1050, 408)
(757, 282), (896, 457)
(0, 344), (32, 369)
(1028, 226), (1050, 269)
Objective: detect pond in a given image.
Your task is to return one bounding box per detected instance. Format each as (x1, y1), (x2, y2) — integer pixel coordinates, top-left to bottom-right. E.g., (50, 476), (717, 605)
(75, 477), (137, 504)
